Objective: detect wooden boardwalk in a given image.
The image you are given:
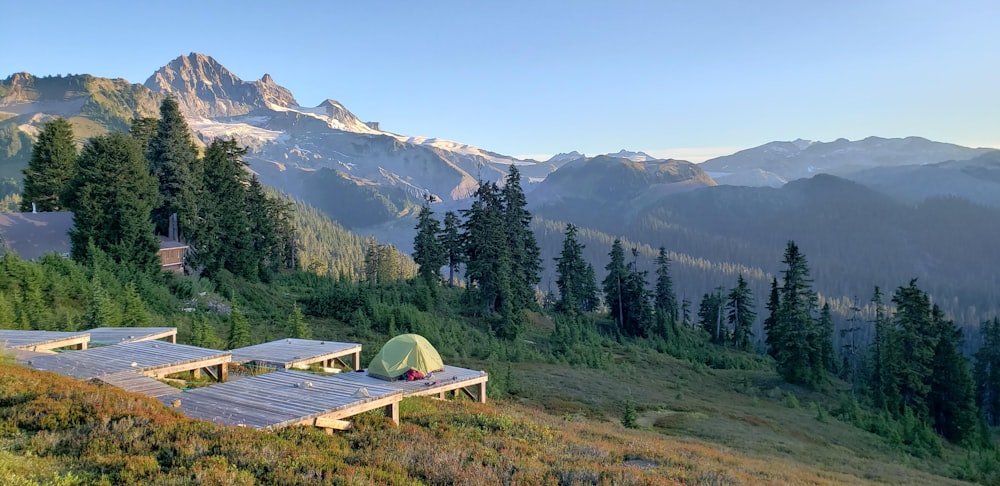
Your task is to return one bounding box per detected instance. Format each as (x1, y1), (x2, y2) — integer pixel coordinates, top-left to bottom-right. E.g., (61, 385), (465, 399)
(334, 365), (489, 403)
(0, 330), (90, 352)
(23, 341), (231, 380)
(88, 327), (177, 345)
(162, 370), (402, 430)
(95, 371), (182, 398)
(231, 338), (361, 370)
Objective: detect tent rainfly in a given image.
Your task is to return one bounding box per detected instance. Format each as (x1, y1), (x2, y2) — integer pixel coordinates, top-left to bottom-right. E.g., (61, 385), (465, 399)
(367, 334), (444, 380)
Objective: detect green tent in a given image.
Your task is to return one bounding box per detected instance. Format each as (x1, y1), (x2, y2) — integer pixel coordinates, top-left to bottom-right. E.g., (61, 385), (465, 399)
(367, 334), (444, 380)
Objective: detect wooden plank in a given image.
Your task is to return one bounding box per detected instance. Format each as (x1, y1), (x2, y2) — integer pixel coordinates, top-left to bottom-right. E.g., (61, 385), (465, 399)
(313, 417), (352, 430)
(0, 330), (91, 351)
(87, 327), (178, 345)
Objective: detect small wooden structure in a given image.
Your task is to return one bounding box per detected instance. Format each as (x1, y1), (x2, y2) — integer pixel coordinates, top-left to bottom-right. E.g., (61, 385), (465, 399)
(230, 338), (361, 371)
(162, 370), (402, 431)
(157, 236), (188, 274)
(88, 327), (178, 345)
(335, 365), (489, 403)
(0, 330), (90, 352)
(22, 341), (231, 381)
(95, 371), (182, 398)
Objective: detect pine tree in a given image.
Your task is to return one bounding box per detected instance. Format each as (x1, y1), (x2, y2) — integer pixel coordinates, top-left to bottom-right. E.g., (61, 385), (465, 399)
(501, 166), (541, 310)
(654, 247), (679, 328)
(197, 138), (252, 278)
(83, 274), (121, 329)
(974, 317), (1000, 426)
(771, 241), (824, 386)
(462, 183), (512, 315)
(869, 286), (896, 411)
(120, 281), (152, 328)
(64, 132), (161, 272)
(129, 117), (159, 154)
(148, 97), (202, 238)
(817, 302), (836, 373)
(602, 239), (628, 334)
(413, 196), (445, 284)
(227, 302), (251, 349)
(555, 223), (598, 313)
(698, 289), (725, 343)
(727, 274), (756, 352)
(927, 304), (979, 443)
(763, 278), (780, 358)
(21, 117), (77, 212)
(439, 211), (463, 287)
(891, 279), (936, 419)
(288, 303), (311, 339)
(0, 292), (16, 329)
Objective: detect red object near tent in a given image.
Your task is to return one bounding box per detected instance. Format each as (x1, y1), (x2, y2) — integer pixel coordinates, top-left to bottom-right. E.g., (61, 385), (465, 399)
(403, 368), (425, 381)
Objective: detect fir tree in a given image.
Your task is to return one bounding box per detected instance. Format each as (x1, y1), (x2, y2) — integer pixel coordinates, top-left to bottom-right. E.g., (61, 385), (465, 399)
(129, 117), (159, 154)
(770, 241), (824, 386)
(698, 289), (725, 344)
(288, 303), (311, 339)
(890, 279), (936, 419)
(439, 211), (464, 287)
(227, 302), (251, 349)
(501, 166), (541, 310)
(869, 286), (896, 411)
(21, 117), (76, 212)
(120, 281), (152, 328)
(817, 302), (836, 373)
(83, 274), (121, 329)
(148, 97), (202, 238)
(654, 247), (679, 328)
(197, 138), (252, 278)
(64, 132), (161, 272)
(727, 274), (756, 352)
(927, 304), (979, 443)
(413, 196), (445, 284)
(763, 277), (780, 359)
(974, 317), (1000, 426)
(554, 223), (598, 313)
(602, 239), (628, 334)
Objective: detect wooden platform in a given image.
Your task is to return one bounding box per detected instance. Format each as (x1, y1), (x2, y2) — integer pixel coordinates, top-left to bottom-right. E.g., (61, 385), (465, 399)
(334, 365), (489, 403)
(22, 341), (231, 381)
(230, 338), (361, 370)
(95, 371), (182, 398)
(0, 330), (90, 352)
(161, 370), (402, 431)
(88, 327), (177, 345)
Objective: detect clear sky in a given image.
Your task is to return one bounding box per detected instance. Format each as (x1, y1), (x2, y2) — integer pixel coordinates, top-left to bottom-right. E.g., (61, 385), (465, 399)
(3, 1), (998, 161)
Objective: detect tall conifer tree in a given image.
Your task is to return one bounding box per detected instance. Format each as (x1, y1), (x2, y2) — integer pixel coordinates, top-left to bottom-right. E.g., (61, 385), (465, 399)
(413, 196), (445, 284)
(555, 223), (598, 313)
(439, 211), (463, 287)
(727, 275), (756, 351)
(501, 166), (541, 310)
(22, 117), (76, 212)
(148, 97), (201, 238)
(974, 317), (1000, 426)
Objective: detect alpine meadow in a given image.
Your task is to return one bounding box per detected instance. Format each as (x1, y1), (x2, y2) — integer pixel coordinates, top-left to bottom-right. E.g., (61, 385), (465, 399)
(2, 22), (1000, 485)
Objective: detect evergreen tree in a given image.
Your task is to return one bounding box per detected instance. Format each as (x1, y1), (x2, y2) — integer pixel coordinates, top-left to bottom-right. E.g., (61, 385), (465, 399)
(246, 176), (293, 279)
(83, 274), (120, 329)
(698, 289), (725, 343)
(412, 196), (445, 284)
(727, 274), (756, 352)
(120, 281), (152, 328)
(869, 286), (896, 411)
(148, 97), (202, 238)
(890, 279), (936, 419)
(501, 166), (541, 310)
(64, 132), (161, 272)
(555, 223), (598, 313)
(197, 138), (252, 279)
(462, 183), (513, 318)
(602, 239), (628, 334)
(227, 302), (251, 349)
(974, 317), (1000, 426)
(129, 117), (159, 154)
(0, 292), (15, 329)
(771, 241), (824, 386)
(927, 304), (979, 443)
(763, 278), (780, 358)
(439, 211), (463, 287)
(817, 302), (836, 373)
(21, 117), (76, 212)
(654, 247), (679, 328)
(288, 303), (311, 339)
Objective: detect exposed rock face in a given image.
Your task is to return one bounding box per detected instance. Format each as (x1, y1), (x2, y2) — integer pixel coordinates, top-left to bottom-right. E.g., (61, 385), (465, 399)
(144, 53), (297, 118)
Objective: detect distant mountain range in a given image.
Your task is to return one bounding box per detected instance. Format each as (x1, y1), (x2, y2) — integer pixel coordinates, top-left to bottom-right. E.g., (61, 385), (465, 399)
(4, 53), (1000, 331)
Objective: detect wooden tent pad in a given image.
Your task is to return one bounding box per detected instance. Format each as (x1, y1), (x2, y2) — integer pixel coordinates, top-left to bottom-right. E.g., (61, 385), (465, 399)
(23, 341), (230, 380)
(95, 371), (183, 398)
(162, 370), (402, 430)
(87, 327), (177, 345)
(334, 365), (489, 403)
(230, 338), (361, 370)
(0, 330), (90, 352)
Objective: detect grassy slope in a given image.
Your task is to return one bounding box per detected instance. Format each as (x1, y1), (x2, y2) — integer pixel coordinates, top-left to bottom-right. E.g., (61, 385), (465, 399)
(0, 355), (973, 486)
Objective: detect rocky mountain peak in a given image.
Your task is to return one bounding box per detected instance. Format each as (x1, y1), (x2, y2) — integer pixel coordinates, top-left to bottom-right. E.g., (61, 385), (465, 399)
(144, 52), (297, 118)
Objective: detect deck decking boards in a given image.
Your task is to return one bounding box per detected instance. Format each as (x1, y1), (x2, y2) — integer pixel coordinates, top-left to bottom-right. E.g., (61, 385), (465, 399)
(162, 370), (402, 429)
(0, 330), (90, 351)
(230, 339), (361, 370)
(96, 372), (182, 398)
(88, 327), (177, 345)
(334, 365), (489, 401)
(24, 341), (231, 380)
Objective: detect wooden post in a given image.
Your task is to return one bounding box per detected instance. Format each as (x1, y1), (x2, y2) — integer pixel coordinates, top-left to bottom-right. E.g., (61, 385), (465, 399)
(79, 342), (88, 350)
(218, 363), (228, 382)
(352, 352), (360, 371)
(385, 401), (399, 425)
(192, 368), (201, 379)
(478, 381), (487, 403)
(170, 334), (176, 344)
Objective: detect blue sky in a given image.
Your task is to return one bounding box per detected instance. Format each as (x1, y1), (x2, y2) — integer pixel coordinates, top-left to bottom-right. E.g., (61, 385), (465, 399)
(3, 1), (998, 161)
